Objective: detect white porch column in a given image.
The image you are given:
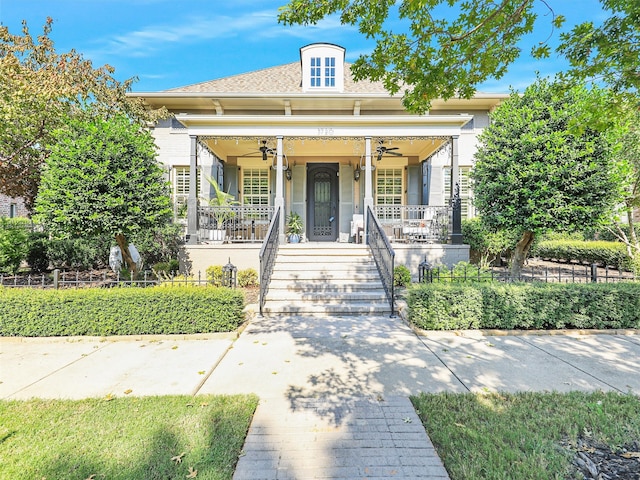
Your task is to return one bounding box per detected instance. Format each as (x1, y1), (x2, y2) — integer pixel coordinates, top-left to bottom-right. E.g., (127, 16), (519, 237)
(186, 135), (198, 245)
(275, 136), (285, 241)
(450, 135), (463, 244)
(363, 136), (374, 238)
(450, 135), (459, 196)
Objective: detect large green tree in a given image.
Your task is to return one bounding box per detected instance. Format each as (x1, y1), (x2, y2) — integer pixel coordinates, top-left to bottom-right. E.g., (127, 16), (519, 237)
(33, 114), (172, 272)
(278, 0), (639, 114)
(472, 79), (625, 278)
(558, 0), (640, 98)
(606, 107), (640, 258)
(0, 18), (166, 210)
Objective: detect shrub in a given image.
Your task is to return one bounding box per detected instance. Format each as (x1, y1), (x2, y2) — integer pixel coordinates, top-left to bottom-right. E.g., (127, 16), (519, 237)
(0, 286), (246, 336)
(531, 240), (631, 270)
(206, 265), (223, 286)
(394, 265), (412, 287)
(46, 236), (111, 270)
(0, 218), (29, 274)
(152, 259), (180, 277)
(130, 223), (184, 267)
(238, 268), (259, 287)
(26, 233), (49, 273)
(407, 282), (640, 331)
(462, 218), (518, 267)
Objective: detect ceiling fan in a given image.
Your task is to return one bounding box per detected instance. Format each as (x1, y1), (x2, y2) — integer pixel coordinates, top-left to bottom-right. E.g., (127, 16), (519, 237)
(375, 140), (402, 161)
(240, 140), (276, 160)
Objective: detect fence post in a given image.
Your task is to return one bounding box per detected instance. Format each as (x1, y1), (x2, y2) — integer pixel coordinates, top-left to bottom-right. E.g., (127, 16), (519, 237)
(53, 269), (60, 289)
(590, 263), (598, 283)
(450, 183), (463, 244)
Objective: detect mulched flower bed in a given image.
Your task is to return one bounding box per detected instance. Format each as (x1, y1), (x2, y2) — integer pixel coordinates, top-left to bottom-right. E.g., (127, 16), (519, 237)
(564, 436), (640, 479)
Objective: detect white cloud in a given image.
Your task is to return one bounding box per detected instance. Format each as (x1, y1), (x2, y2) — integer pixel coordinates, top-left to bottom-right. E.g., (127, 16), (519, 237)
(90, 10), (280, 58)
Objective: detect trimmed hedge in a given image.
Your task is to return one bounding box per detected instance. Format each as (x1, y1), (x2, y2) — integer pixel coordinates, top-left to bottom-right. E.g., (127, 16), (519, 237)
(408, 282), (640, 330)
(0, 286), (245, 337)
(532, 240), (631, 270)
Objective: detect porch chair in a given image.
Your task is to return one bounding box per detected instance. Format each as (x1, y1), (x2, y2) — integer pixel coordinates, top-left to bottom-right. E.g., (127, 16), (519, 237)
(350, 214), (364, 244)
(402, 209), (435, 242)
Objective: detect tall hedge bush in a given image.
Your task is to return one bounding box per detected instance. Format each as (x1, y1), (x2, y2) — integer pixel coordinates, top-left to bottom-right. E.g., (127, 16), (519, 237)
(408, 282), (640, 331)
(0, 286), (245, 336)
(531, 240), (631, 270)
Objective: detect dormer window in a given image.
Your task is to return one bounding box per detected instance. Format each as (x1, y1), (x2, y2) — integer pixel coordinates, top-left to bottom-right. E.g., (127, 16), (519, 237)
(324, 57), (335, 87)
(310, 56), (336, 87)
(300, 43), (345, 93)
(311, 57), (322, 87)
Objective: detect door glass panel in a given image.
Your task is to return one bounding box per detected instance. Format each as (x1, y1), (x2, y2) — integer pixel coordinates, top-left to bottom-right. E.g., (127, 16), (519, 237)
(313, 172), (332, 237)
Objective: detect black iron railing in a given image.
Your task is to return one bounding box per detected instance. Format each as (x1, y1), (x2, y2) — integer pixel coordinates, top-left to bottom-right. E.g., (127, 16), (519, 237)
(367, 206), (396, 317)
(373, 205), (450, 243)
(198, 205), (274, 243)
(259, 207), (281, 316)
(418, 263), (637, 284)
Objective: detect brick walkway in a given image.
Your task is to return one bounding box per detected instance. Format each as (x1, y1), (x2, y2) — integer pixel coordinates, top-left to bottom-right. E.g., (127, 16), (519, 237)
(234, 396), (450, 480)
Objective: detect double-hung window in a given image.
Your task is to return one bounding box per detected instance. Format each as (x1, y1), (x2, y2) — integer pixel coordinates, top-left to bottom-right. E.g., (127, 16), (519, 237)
(242, 168), (269, 206)
(376, 168), (403, 220)
(324, 57), (335, 87)
(310, 57), (322, 87)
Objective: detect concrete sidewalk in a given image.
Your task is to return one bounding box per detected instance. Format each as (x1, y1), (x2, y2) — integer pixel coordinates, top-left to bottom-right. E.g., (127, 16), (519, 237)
(1, 316), (639, 479)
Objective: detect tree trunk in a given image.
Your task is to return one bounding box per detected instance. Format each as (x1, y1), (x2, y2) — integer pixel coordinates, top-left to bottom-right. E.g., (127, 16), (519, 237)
(626, 208), (640, 257)
(510, 230), (535, 280)
(115, 233), (137, 273)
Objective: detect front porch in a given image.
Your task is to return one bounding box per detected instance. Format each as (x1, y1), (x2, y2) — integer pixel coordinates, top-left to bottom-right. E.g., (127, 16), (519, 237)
(179, 130), (467, 247)
(195, 204), (458, 246)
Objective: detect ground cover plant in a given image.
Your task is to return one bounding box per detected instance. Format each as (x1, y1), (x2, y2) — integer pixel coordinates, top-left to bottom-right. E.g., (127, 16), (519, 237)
(412, 391), (640, 479)
(0, 394), (258, 480)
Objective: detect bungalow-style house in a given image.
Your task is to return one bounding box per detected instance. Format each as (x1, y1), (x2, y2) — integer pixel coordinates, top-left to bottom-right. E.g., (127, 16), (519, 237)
(132, 43), (506, 312)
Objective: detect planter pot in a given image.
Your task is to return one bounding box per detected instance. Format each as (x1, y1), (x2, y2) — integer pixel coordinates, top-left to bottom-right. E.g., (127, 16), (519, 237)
(288, 233), (300, 243)
(209, 229), (227, 242)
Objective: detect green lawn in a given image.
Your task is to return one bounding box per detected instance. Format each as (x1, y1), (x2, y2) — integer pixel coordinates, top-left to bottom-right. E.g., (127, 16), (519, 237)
(3, 391), (638, 479)
(412, 391), (640, 479)
(0, 394), (258, 480)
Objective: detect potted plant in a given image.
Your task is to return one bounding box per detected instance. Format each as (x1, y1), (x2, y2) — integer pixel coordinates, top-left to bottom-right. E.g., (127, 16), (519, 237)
(204, 179), (239, 242)
(286, 211), (303, 243)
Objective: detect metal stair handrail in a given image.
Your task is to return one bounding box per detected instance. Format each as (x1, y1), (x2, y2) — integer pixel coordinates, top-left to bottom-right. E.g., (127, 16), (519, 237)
(366, 206), (396, 317)
(258, 206), (281, 316)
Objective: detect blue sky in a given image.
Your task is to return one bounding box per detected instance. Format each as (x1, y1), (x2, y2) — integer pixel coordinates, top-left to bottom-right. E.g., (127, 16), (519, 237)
(1, 0), (607, 94)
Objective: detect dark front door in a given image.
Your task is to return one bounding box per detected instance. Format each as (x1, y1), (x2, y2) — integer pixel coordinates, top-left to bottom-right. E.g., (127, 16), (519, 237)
(307, 163), (339, 241)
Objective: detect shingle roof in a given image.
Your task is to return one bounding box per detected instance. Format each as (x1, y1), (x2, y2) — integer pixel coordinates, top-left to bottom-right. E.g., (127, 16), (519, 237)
(165, 62), (391, 95)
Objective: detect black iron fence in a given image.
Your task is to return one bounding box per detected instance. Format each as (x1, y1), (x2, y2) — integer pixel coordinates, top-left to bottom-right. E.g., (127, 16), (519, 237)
(367, 206), (396, 316)
(198, 205), (274, 243)
(417, 262), (637, 284)
(0, 269), (238, 289)
(373, 205), (450, 243)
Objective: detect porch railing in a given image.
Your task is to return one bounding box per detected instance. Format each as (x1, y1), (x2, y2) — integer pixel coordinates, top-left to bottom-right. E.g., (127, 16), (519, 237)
(259, 207), (281, 316)
(198, 205), (274, 243)
(367, 206), (395, 317)
(374, 205), (450, 243)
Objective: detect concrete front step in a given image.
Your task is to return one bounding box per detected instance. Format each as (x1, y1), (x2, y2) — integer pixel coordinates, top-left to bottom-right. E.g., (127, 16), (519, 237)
(263, 244), (391, 315)
(272, 269), (379, 279)
(261, 301), (391, 316)
(265, 290), (389, 302)
(268, 281), (384, 292)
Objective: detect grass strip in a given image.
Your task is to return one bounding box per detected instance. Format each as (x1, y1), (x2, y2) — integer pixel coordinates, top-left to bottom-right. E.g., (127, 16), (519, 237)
(0, 394), (258, 480)
(412, 391), (640, 479)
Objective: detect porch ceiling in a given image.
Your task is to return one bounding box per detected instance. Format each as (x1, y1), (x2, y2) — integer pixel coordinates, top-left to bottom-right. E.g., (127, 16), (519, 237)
(199, 136), (450, 164)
